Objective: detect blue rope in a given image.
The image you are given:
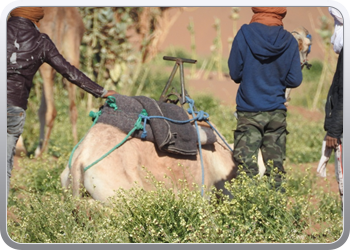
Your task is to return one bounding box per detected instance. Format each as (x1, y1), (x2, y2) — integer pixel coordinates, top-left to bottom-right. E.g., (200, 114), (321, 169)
(138, 110), (209, 139)
(186, 97), (205, 196)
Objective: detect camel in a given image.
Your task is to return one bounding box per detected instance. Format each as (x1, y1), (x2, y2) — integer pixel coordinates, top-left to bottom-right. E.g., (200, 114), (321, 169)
(13, 7), (85, 157)
(60, 122), (243, 203)
(292, 26), (312, 70)
(286, 26), (312, 103)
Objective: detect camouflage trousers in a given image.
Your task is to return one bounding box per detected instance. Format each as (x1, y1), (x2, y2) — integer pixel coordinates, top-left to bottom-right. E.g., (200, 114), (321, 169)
(233, 110), (287, 187)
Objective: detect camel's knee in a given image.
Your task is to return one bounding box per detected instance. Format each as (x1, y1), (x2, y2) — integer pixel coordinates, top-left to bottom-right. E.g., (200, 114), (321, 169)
(60, 166), (71, 190)
(38, 108), (57, 129)
(69, 104), (78, 121)
(44, 107), (57, 127)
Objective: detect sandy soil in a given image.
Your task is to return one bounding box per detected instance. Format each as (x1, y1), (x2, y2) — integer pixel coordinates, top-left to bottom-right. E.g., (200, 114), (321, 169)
(160, 7), (329, 61)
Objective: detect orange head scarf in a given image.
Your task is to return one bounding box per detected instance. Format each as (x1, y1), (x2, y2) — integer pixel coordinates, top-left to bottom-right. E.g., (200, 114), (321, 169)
(10, 7), (45, 27)
(250, 7), (287, 26)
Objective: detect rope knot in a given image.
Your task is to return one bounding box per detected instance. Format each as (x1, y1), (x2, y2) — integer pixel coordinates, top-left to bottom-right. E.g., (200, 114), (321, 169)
(196, 110), (209, 121)
(89, 110), (102, 121)
(138, 109), (149, 139)
(106, 96), (118, 110)
(187, 109), (209, 121)
(186, 96), (195, 106)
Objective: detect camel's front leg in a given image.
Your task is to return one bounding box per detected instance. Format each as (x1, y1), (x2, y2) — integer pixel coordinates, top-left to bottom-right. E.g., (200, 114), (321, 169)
(36, 64), (57, 157)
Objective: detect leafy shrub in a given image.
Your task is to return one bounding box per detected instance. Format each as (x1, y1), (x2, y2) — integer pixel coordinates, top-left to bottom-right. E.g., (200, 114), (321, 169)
(8, 167), (342, 243)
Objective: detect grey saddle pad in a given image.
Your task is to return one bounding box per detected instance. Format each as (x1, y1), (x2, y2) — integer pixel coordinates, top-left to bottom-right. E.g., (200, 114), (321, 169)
(97, 94), (216, 156)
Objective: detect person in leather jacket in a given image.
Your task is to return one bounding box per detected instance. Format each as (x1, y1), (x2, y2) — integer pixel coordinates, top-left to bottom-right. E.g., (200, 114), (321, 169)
(7, 7), (117, 196)
(323, 7), (344, 203)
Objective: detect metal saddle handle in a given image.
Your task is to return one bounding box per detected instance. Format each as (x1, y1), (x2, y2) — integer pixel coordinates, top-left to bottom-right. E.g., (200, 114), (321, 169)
(159, 56), (197, 106)
(163, 56), (197, 64)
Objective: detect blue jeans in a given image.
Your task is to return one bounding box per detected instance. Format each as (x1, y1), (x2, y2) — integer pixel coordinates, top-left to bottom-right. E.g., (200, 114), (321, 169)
(7, 105), (26, 196)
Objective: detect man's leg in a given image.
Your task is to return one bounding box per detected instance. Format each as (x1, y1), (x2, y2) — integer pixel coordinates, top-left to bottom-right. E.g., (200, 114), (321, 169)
(7, 106), (26, 196)
(260, 110), (287, 189)
(233, 112), (263, 178)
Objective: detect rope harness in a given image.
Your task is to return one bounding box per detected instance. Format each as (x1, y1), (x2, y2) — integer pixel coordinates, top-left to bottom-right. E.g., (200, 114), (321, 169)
(68, 96), (233, 196)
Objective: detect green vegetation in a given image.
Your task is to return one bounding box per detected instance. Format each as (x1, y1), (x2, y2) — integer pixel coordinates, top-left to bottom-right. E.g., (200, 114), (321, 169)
(8, 157), (342, 243)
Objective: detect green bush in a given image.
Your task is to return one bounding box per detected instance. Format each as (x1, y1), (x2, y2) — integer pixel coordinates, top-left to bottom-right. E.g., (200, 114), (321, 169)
(8, 167), (342, 243)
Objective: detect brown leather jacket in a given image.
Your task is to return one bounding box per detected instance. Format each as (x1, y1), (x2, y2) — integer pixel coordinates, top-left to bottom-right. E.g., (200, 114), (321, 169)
(7, 16), (106, 110)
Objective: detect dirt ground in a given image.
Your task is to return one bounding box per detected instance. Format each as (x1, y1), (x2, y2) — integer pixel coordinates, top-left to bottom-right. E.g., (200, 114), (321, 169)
(160, 7), (329, 61)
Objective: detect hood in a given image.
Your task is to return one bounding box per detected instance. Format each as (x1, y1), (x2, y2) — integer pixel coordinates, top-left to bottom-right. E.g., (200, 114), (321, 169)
(241, 22), (294, 61)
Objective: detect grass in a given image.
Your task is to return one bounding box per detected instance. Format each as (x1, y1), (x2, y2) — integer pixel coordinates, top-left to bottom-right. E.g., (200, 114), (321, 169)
(7, 54), (343, 244)
(289, 59), (333, 112)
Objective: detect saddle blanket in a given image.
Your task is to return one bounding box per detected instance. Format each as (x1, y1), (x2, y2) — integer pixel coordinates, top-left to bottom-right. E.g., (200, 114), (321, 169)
(96, 94), (217, 156)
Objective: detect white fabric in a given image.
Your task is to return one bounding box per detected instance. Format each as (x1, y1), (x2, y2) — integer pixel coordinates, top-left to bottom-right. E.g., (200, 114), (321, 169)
(329, 7), (343, 25)
(335, 143), (343, 196)
(329, 7), (343, 54)
(317, 138), (333, 177)
(316, 135), (343, 198)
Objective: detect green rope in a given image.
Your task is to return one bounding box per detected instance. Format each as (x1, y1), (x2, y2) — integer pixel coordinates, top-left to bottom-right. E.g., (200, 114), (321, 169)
(83, 112), (145, 172)
(68, 100), (148, 172)
(68, 98), (113, 170)
(68, 109), (102, 169)
(106, 96), (118, 110)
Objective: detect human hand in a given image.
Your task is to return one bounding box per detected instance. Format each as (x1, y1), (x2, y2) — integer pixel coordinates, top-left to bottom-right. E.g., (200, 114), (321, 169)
(326, 135), (339, 149)
(102, 90), (118, 98)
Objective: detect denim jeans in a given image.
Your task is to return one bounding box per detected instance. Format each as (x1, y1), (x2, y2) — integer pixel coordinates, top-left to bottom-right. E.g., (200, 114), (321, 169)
(7, 105), (26, 196)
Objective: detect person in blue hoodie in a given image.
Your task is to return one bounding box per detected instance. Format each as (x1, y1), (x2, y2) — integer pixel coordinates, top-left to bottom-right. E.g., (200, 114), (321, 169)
(228, 7), (303, 190)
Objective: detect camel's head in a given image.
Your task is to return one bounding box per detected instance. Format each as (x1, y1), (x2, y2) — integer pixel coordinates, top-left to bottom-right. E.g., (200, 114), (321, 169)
(291, 26), (312, 70)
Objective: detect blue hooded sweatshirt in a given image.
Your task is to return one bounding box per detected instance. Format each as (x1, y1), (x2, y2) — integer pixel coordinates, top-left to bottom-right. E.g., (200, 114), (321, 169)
(228, 22), (302, 112)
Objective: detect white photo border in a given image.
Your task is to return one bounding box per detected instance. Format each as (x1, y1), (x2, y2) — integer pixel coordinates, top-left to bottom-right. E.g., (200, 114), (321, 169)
(1, 0), (349, 249)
